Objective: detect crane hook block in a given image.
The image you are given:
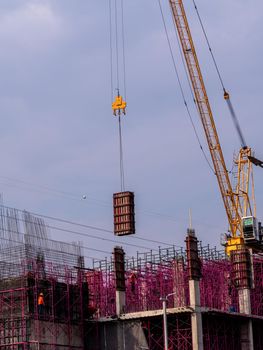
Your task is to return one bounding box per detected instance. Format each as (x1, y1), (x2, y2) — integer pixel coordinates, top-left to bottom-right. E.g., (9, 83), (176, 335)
(112, 95), (127, 116)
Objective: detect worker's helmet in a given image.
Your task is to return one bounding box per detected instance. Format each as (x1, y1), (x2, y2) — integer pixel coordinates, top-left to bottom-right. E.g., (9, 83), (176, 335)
(40, 292), (44, 296)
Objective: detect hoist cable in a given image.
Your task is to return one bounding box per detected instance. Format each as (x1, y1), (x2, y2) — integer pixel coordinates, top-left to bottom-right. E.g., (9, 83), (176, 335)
(118, 115), (125, 191)
(191, 0), (225, 91)
(109, 0), (128, 190)
(192, 0), (247, 149)
(120, 0), (126, 190)
(109, 0), (114, 101)
(158, 0), (215, 175)
(114, 0), (120, 89)
(225, 98), (247, 149)
(120, 0), (127, 100)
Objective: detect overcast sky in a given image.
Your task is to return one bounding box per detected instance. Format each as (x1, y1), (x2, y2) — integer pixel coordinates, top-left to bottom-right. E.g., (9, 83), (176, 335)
(0, 0), (262, 264)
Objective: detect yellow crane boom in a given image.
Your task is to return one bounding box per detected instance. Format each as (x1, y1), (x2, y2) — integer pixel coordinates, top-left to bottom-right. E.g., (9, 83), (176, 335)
(169, 0), (251, 252)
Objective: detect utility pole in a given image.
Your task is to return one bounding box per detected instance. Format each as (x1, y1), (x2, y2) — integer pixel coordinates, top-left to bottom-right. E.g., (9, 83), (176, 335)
(160, 296), (169, 350)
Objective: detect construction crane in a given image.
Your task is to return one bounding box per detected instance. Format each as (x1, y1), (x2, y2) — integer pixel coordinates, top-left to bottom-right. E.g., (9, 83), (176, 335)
(168, 0), (262, 255)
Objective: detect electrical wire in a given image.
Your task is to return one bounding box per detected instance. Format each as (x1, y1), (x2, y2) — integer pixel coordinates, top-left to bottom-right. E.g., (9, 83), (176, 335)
(0, 212), (160, 252)
(157, 0), (215, 175)
(0, 204), (177, 250)
(0, 229), (106, 262)
(0, 176), (110, 205)
(12, 204), (227, 246)
(0, 175), (179, 223)
(0, 176), (227, 233)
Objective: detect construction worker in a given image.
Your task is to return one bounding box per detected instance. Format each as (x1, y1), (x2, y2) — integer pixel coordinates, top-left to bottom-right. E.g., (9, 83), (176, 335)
(38, 292), (45, 316)
(129, 272), (137, 293)
(87, 304), (97, 319)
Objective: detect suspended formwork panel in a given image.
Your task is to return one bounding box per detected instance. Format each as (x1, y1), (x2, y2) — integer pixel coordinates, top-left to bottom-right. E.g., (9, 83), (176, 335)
(113, 192), (135, 236)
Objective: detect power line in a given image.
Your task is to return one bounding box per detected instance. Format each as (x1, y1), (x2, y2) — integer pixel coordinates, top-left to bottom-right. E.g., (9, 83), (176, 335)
(26, 210), (178, 247)
(0, 175), (183, 223)
(0, 203), (226, 247)
(0, 206), (166, 251)
(0, 229), (103, 262)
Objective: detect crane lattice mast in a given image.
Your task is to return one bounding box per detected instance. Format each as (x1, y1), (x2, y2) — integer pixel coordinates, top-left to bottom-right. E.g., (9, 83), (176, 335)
(169, 0), (243, 243)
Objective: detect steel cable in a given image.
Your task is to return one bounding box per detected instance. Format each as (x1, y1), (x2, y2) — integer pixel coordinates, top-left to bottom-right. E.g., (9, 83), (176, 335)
(158, 0), (215, 174)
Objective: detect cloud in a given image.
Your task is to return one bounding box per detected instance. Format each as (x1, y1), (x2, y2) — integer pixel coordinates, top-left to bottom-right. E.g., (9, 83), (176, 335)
(0, 2), (63, 52)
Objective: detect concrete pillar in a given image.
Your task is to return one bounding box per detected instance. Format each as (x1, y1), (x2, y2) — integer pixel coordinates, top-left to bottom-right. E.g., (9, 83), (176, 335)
(189, 279), (204, 350)
(238, 288), (251, 314)
(100, 320), (149, 350)
(238, 288), (254, 350)
(116, 290), (126, 316)
(116, 322), (125, 350)
(186, 229), (203, 350)
(240, 319), (253, 350)
(113, 247), (126, 316)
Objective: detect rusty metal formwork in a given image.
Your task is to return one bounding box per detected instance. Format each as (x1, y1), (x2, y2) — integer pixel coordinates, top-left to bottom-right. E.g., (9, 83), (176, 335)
(185, 229), (202, 280)
(230, 248), (252, 289)
(113, 246), (125, 291)
(113, 191), (135, 236)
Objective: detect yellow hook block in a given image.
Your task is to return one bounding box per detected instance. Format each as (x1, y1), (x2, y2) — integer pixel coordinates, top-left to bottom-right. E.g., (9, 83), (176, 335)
(112, 94), (127, 116)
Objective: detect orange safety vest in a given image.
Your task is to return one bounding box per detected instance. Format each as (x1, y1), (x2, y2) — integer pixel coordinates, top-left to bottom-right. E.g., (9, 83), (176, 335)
(38, 295), (44, 305)
(129, 273), (136, 283)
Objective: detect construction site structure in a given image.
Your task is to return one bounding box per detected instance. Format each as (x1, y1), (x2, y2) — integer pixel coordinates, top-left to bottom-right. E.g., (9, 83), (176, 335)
(86, 231), (263, 350)
(1, 204), (263, 348)
(0, 206), (89, 350)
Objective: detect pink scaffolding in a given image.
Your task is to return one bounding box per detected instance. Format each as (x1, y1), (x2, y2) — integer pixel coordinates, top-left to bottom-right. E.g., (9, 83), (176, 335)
(2, 205), (263, 349)
(0, 206), (86, 350)
(0, 260), (86, 350)
(89, 244), (239, 316)
(86, 242), (263, 349)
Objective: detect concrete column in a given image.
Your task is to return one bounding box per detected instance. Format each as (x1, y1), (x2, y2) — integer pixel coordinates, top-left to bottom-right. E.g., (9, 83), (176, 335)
(116, 290), (126, 316)
(116, 322), (125, 350)
(189, 279), (204, 350)
(238, 288), (251, 314)
(240, 319), (253, 350)
(238, 288), (254, 350)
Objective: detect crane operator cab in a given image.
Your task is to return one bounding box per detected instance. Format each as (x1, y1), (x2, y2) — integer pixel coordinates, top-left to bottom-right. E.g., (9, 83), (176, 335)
(242, 216), (261, 243)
